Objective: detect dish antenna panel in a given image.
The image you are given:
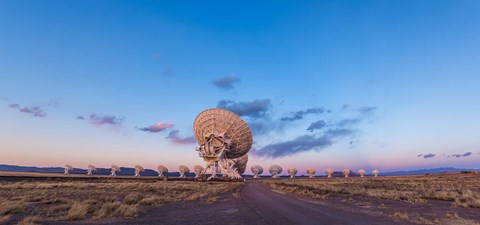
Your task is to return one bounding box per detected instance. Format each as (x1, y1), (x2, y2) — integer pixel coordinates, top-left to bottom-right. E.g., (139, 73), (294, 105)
(306, 168), (316, 178)
(194, 165), (205, 178)
(64, 164), (73, 175)
(287, 168), (297, 178)
(372, 169), (379, 177)
(111, 165), (121, 176)
(87, 165), (96, 175)
(134, 165), (144, 177)
(179, 165), (190, 178)
(157, 165), (168, 178)
(269, 164), (282, 178)
(251, 165), (263, 179)
(193, 108), (252, 180)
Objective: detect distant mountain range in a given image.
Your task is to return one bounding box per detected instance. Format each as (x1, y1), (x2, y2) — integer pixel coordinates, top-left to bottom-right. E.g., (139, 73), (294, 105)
(1, 164), (478, 177)
(0, 164), (190, 177)
(380, 167), (479, 176)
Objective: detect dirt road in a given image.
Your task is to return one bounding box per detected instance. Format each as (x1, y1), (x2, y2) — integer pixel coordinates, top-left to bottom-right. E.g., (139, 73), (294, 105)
(239, 182), (408, 225)
(45, 181), (411, 225)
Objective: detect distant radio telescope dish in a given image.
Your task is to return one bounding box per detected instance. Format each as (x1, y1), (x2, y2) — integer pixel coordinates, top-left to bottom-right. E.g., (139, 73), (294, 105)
(358, 169), (366, 178)
(372, 169), (379, 177)
(306, 168), (316, 178)
(287, 168), (297, 179)
(87, 165), (96, 175)
(232, 154), (248, 175)
(193, 108), (252, 180)
(111, 165), (121, 176)
(179, 165), (190, 178)
(134, 165), (144, 177)
(325, 168), (334, 178)
(157, 165), (168, 178)
(64, 164), (73, 175)
(194, 165), (205, 178)
(251, 165), (263, 179)
(269, 164), (283, 179)
(342, 169), (351, 178)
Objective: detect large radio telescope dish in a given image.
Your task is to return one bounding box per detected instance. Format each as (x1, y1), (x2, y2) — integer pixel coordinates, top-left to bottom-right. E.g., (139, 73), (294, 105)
(194, 108), (252, 158)
(64, 164), (73, 175)
(179, 165), (190, 178)
(111, 165), (121, 176)
(193, 108), (252, 180)
(287, 167), (297, 179)
(358, 169), (366, 177)
(232, 154), (248, 174)
(342, 168), (351, 178)
(157, 165), (168, 178)
(325, 168), (334, 178)
(306, 168), (316, 178)
(251, 165), (263, 179)
(193, 165), (205, 178)
(269, 164), (283, 178)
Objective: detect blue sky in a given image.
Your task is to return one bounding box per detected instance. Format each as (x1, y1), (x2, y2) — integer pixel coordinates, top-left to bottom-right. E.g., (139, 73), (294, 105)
(1, 1), (479, 174)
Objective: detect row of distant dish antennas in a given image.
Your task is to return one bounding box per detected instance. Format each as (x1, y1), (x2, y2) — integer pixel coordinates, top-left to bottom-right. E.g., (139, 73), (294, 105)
(251, 164), (380, 179)
(64, 164), (380, 179)
(64, 164), (202, 178)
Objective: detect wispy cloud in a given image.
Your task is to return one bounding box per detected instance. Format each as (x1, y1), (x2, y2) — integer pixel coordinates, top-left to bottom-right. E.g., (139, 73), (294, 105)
(246, 102), (374, 157)
(448, 152), (472, 158)
(251, 135), (332, 158)
(220, 101), (377, 157)
(247, 117), (283, 136)
(307, 120), (327, 132)
(88, 114), (124, 126)
(325, 128), (356, 137)
(280, 107), (325, 121)
(8, 104), (46, 117)
(417, 153), (436, 159)
(166, 130), (196, 145)
(359, 106), (378, 115)
(212, 75), (241, 90)
(336, 118), (361, 127)
(250, 127), (354, 158)
(137, 122), (174, 133)
(217, 99), (271, 119)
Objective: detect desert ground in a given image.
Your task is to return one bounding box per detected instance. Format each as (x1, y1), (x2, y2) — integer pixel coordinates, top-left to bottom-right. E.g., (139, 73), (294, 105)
(0, 172), (479, 225)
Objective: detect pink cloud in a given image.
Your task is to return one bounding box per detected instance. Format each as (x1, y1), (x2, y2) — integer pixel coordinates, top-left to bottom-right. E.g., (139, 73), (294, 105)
(138, 122), (174, 133)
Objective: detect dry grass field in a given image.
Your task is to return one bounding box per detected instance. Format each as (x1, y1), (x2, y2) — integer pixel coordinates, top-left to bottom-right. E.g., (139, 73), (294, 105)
(1, 172), (479, 225)
(0, 172), (242, 225)
(260, 173), (480, 225)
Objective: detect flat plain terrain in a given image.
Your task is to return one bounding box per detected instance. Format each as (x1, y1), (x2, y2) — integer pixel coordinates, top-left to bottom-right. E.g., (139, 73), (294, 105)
(0, 172), (479, 225)
(260, 173), (480, 225)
